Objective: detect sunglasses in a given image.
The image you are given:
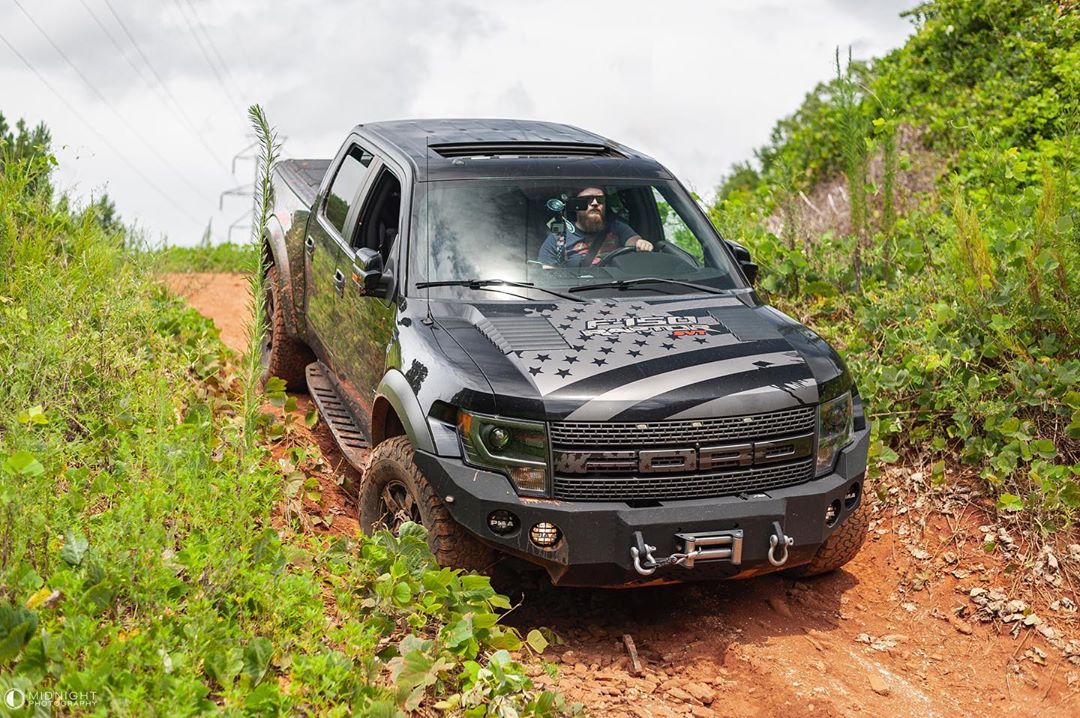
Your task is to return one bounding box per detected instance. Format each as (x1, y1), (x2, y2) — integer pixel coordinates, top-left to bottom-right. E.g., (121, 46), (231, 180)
(566, 194), (606, 211)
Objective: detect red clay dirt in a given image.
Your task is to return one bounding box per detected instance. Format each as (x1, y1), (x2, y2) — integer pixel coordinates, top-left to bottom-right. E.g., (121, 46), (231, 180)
(167, 272), (1080, 717)
(162, 272), (253, 353)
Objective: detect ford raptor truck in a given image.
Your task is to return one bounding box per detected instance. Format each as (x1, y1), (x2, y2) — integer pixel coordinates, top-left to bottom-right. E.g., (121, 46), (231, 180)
(260, 119), (870, 586)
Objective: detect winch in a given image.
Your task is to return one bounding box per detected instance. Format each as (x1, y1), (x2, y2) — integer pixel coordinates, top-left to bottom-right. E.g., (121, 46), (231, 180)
(630, 528), (745, 576)
(630, 523), (795, 576)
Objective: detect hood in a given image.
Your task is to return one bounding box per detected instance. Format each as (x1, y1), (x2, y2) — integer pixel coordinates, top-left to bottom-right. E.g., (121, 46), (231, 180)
(435, 292), (848, 422)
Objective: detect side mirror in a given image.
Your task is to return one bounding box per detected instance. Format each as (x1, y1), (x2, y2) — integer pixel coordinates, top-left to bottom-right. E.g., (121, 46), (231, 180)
(724, 239), (758, 285)
(352, 247), (393, 298)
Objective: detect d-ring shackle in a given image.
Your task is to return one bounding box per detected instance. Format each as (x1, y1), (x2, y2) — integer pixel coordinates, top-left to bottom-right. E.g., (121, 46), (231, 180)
(767, 521), (794, 566)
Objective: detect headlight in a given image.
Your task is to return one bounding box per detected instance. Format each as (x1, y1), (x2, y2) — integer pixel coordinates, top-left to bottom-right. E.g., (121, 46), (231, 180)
(457, 410), (549, 496)
(816, 391), (854, 477)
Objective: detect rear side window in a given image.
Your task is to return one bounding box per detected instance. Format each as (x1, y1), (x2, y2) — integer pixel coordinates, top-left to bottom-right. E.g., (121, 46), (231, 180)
(324, 145), (373, 235)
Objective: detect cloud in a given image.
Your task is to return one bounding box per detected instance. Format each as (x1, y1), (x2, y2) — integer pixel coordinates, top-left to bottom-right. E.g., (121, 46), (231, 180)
(826, 0), (920, 31)
(0, 0), (919, 245)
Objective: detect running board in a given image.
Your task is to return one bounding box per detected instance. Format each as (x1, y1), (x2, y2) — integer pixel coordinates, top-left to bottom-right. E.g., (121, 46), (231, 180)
(305, 362), (369, 470)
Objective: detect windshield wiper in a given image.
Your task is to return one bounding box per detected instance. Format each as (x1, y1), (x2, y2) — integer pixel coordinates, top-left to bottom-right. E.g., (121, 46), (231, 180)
(415, 279), (586, 303)
(567, 277), (727, 296)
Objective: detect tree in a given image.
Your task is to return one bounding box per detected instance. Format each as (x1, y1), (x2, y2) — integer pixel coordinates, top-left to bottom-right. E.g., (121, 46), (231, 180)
(0, 110), (54, 197)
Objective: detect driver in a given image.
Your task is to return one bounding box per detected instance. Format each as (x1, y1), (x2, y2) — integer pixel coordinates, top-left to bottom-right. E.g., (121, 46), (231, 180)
(538, 187), (653, 267)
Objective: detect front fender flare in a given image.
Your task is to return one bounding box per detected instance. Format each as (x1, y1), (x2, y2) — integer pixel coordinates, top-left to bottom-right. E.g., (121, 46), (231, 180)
(375, 370), (435, 454)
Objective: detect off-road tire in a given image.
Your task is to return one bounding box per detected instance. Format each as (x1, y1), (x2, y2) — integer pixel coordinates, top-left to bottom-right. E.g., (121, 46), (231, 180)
(260, 266), (312, 391)
(788, 498), (870, 577)
(359, 436), (496, 572)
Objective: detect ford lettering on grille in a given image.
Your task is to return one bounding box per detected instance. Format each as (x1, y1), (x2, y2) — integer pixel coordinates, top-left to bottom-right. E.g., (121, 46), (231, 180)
(553, 433), (814, 474)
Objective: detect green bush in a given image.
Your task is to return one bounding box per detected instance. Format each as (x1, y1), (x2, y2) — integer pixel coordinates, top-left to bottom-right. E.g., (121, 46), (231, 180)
(711, 0), (1080, 525)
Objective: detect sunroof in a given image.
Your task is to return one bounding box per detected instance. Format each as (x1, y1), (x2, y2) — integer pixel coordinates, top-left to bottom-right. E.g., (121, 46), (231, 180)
(429, 142), (625, 159)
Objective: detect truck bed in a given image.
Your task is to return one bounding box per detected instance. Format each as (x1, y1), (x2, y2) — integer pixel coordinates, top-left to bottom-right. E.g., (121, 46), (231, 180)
(277, 159), (331, 207)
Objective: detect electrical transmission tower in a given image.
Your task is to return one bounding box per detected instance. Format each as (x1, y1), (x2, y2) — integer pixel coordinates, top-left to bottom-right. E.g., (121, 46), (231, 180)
(220, 135), (287, 243)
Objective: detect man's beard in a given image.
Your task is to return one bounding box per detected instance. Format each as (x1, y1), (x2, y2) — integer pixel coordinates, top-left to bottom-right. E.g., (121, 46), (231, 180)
(577, 209), (605, 233)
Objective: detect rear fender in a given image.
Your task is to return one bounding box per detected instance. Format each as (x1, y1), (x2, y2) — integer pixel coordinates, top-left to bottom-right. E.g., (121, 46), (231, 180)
(263, 220), (301, 336)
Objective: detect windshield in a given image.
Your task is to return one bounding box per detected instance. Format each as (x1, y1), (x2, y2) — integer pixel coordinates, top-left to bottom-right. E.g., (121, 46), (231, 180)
(411, 179), (743, 299)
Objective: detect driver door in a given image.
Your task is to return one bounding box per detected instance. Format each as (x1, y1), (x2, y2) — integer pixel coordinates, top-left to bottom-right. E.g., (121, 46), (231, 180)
(334, 162), (403, 427)
(304, 141), (374, 371)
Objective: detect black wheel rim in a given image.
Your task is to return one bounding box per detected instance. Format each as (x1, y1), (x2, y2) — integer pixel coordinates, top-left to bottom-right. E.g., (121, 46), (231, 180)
(377, 480), (422, 532)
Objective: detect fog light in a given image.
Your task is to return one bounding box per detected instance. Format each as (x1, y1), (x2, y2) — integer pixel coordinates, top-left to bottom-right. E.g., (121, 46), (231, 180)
(825, 499), (842, 527)
(844, 482), (861, 508)
(530, 522), (561, 547)
(487, 510), (519, 536)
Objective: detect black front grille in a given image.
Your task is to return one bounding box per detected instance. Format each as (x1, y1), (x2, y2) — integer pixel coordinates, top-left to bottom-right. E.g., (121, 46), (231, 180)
(552, 459), (815, 501)
(550, 406), (816, 447)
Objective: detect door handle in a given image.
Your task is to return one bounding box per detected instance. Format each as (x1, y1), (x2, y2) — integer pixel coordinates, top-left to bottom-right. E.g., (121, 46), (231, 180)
(332, 268), (345, 296)
(305, 236), (315, 255)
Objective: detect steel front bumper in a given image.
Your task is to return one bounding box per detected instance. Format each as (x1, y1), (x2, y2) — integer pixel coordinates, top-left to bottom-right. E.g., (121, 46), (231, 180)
(413, 426), (870, 586)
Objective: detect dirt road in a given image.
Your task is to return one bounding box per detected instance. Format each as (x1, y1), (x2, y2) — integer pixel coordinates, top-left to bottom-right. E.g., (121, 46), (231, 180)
(162, 272), (253, 352)
(169, 272), (1080, 717)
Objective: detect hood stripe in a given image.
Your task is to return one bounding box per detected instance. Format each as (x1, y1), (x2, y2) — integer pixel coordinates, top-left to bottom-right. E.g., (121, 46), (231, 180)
(606, 365), (814, 422)
(563, 350), (804, 421)
(545, 338), (792, 399)
(663, 378), (819, 420)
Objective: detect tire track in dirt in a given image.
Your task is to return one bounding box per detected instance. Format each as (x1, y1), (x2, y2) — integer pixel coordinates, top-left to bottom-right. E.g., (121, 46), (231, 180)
(168, 272), (1080, 717)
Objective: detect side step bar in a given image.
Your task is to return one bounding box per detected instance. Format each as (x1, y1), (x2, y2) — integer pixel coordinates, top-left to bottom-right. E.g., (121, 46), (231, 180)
(305, 362), (369, 471)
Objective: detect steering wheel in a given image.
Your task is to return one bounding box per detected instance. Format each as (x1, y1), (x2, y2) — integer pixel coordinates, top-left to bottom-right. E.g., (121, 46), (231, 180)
(596, 241), (699, 268)
(595, 245), (638, 266)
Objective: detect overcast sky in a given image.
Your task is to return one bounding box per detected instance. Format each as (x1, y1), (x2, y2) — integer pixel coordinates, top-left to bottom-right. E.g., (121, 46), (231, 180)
(0, 0), (919, 247)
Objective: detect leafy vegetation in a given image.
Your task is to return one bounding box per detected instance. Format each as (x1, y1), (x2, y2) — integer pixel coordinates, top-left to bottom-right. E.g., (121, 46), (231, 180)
(712, 0), (1079, 526)
(0, 127), (570, 715)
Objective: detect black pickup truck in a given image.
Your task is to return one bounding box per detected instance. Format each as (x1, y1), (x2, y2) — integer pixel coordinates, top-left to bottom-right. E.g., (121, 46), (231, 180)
(261, 119), (869, 586)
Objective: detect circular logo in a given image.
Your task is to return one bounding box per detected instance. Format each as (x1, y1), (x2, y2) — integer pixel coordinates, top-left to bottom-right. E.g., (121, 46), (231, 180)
(5, 688), (26, 709)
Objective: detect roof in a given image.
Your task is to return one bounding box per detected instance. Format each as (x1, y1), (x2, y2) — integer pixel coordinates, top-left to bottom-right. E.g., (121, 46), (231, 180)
(356, 118), (671, 182)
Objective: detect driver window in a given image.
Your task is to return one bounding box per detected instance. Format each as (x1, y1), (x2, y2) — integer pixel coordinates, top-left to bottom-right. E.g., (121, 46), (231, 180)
(324, 145), (373, 236)
(354, 168), (402, 263)
(653, 188), (705, 263)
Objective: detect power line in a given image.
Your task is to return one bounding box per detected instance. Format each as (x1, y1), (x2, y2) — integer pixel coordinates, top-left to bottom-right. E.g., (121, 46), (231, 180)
(0, 30), (203, 226)
(178, 0), (245, 101)
(170, 0), (244, 115)
(10, 0), (216, 205)
(76, 0), (233, 175)
(98, 0), (243, 153)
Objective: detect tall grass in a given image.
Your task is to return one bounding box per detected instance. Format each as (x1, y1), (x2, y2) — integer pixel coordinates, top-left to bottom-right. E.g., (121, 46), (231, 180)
(242, 105), (277, 453)
(146, 242), (256, 273)
(834, 47), (869, 292)
(949, 183), (995, 298)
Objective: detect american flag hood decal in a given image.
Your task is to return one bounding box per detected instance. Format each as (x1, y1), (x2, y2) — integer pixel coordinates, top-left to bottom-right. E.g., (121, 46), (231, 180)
(440, 295), (841, 422)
